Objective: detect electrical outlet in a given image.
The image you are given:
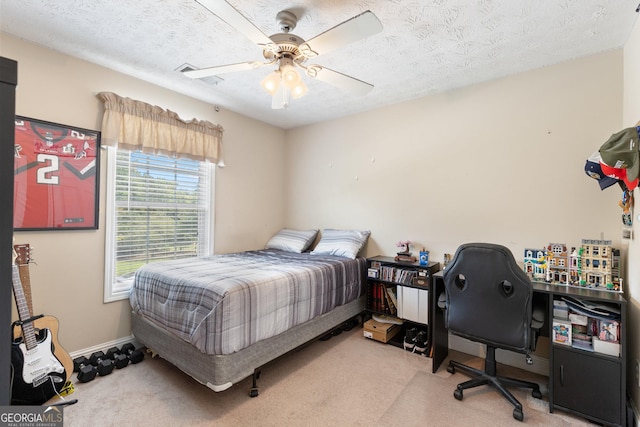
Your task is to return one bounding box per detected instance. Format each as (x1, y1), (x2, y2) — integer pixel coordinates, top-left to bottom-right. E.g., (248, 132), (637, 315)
(636, 359), (640, 388)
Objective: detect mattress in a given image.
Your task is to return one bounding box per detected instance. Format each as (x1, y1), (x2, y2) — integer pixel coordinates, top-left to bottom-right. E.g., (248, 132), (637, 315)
(129, 249), (366, 355)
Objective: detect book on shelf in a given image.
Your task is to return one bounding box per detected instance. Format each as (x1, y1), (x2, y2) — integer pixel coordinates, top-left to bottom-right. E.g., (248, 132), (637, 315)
(370, 283), (385, 312)
(379, 266), (417, 284)
(383, 286), (397, 315)
(377, 283), (385, 312)
(386, 286), (398, 308)
(552, 318), (572, 346)
(597, 319), (620, 343)
(571, 339), (594, 352)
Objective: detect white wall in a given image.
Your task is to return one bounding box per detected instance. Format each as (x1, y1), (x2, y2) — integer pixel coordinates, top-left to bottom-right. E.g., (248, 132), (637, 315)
(3, 34), (286, 352)
(285, 50), (624, 261)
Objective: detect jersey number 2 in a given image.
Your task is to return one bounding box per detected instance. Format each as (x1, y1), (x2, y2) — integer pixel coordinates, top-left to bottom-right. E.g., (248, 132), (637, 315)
(36, 154), (59, 185)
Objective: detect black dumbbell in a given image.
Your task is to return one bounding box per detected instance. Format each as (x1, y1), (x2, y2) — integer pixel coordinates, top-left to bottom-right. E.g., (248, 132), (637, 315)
(89, 351), (115, 376)
(120, 343), (144, 364)
(73, 356), (98, 383)
(106, 346), (130, 369)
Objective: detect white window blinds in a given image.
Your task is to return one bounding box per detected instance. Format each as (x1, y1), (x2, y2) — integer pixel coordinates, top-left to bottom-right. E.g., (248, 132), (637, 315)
(105, 149), (211, 301)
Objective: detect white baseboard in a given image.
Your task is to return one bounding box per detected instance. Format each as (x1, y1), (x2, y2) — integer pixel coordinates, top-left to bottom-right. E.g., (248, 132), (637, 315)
(449, 334), (549, 376)
(69, 335), (139, 359)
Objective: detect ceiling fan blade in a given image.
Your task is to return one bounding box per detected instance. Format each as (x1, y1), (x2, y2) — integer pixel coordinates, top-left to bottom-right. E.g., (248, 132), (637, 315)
(300, 11), (383, 58)
(183, 61), (264, 79)
(307, 66), (374, 96)
(196, 0), (273, 46)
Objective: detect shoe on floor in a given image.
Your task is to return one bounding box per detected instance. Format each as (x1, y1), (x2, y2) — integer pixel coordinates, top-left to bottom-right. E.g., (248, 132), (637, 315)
(403, 327), (417, 351)
(414, 330), (428, 354)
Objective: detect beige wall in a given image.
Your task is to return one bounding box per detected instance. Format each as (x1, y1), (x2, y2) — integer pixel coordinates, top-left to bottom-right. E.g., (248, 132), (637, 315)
(2, 34), (286, 352)
(624, 17), (640, 412)
(285, 50), (623, 261)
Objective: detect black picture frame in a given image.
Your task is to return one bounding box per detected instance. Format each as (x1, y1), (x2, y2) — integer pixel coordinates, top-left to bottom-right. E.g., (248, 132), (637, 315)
(13, 116), (100, 230)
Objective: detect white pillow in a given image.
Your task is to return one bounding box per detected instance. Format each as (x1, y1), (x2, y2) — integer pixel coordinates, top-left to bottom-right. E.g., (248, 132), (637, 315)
(311, 229), (370, 259)
(265, 229), (318, 253)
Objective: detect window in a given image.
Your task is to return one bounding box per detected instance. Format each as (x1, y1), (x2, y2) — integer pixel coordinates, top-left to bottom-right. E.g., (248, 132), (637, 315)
(104, 148), (213, 302)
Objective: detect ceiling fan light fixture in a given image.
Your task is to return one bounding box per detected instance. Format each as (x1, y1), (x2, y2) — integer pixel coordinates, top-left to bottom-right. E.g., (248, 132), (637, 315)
(262, 57), (308, 108)
(290, 80), (308, 99)
(281, 64), (307, 99)
(260, 71), (281, 96)
(281, 64), (301, 85)
(183, 5), (383, 111)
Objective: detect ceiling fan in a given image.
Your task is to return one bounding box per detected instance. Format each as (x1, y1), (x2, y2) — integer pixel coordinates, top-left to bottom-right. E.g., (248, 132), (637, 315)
(182, 0), (383, 109)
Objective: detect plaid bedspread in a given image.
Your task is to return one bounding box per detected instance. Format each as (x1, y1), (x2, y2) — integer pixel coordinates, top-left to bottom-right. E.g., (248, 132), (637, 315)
(129, 249), (366, 355)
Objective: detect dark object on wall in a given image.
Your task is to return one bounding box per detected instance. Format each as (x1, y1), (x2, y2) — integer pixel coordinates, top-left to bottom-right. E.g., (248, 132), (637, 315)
(13, 116), (101, 230)
(1, 56), (18, 406)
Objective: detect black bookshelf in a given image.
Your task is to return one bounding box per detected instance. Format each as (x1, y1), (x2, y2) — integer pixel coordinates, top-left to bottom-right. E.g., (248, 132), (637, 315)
(0, 57), (17, 406)
(365, 256), (440, 353)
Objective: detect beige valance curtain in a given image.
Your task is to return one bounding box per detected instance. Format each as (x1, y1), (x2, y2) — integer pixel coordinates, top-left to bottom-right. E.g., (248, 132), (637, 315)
(97, 92), (223, 163)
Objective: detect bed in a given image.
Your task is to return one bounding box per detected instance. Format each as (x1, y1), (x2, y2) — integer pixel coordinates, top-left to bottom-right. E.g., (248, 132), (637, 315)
(130, 236), (368, 396)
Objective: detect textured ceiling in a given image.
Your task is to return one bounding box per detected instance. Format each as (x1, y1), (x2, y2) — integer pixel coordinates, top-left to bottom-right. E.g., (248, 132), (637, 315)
(1, 1), (638, 129)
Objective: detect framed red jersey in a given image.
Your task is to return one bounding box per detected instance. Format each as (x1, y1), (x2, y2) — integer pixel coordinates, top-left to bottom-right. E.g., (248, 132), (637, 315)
(14, 116), (100, 230)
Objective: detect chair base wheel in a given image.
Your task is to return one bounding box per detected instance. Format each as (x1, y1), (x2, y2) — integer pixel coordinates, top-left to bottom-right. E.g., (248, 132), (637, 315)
(453, 388), (463, 401)
(532, 389), (542, 399)
(249, 387), (259, 398)
(447, 365), (455, 374)
(513, 407), (523, 421)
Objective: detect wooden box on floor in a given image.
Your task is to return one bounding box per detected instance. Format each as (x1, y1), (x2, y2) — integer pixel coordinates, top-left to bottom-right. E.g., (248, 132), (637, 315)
(363, 319), (401, 343)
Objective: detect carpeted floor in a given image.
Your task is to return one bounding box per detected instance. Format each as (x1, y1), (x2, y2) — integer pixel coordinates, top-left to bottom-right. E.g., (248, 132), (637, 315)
(52, 326), (593, 426)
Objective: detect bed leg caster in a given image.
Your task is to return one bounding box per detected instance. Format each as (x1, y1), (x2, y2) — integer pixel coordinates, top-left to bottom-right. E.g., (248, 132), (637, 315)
(249, 368), (261, 397)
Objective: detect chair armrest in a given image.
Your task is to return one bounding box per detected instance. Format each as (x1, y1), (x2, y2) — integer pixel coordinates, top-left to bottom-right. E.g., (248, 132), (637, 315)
(531, 303), (544, 330)
(438, 292), (446, 310)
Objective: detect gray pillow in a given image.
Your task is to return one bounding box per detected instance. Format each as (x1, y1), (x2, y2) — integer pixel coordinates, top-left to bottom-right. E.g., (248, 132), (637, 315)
(311, 229), (370, 259)
(265, 229), (318, 253)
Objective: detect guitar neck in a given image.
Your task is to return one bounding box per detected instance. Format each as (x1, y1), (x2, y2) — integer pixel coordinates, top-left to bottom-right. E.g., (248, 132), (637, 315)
(11, 265), (37, 351)
(17, 264), (33, 315)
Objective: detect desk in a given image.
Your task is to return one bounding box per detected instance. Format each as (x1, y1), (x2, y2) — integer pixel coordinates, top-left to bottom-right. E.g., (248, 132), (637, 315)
(431, 271), (627, 426)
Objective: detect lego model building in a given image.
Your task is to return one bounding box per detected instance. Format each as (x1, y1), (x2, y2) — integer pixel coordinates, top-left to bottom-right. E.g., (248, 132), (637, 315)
(578, 239), (622, 291)
(523, 248), (546, 281)
(523, 239), (622, 292)
(545, 243), (570, 285)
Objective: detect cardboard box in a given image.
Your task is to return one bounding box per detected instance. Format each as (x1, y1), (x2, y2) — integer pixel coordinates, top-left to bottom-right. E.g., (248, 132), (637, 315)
(593, 338), (620, 357)
(363, 319), (400, 343)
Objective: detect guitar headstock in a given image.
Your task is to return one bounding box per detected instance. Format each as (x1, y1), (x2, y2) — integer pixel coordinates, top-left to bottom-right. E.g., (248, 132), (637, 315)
(13, 243), (32, 266)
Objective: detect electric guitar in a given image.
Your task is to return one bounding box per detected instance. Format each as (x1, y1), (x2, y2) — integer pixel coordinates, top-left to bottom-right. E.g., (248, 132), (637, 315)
(10, 244), (71, 405)
(12, 244), (73, 381)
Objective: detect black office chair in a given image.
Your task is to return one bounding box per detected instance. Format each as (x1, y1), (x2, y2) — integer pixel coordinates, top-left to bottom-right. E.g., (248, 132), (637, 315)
(443, 243), (542, 422)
